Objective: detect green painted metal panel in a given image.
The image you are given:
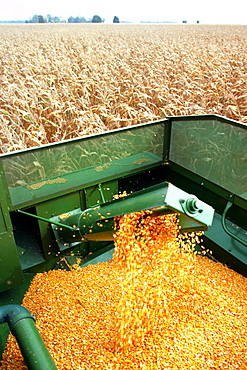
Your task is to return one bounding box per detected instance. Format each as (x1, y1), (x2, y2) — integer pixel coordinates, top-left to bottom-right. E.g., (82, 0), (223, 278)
(36, 192), (85, 253)
(83, 180), (118, 253)
(0, 205), (7, 232)
(0, 163), (24, 292)
(0, 230), (24, 292)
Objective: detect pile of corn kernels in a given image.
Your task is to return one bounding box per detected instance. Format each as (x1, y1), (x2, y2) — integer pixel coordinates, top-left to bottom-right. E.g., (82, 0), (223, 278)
(1, 212), (247, 369)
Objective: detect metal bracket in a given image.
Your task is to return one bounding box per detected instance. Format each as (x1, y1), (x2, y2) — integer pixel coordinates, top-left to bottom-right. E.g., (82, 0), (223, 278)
(98, 184), (106, 203)
(221, 201), (247, 247)
(180, 197), (204, 216)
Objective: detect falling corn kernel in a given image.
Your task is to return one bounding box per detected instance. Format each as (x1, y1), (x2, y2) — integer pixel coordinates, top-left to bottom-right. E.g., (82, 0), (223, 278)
(2, 211), (247, 370)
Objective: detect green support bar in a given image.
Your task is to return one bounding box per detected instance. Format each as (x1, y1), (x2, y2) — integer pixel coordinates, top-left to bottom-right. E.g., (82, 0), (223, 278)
(17, 209), (76, 231)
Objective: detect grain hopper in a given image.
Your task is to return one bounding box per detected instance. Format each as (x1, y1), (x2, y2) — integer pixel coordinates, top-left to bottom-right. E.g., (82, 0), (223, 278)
(0, 114), (246, 369)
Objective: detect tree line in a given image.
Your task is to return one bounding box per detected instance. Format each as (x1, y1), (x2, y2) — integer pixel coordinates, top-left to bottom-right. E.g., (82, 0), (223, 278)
(26, 15), (120, 23)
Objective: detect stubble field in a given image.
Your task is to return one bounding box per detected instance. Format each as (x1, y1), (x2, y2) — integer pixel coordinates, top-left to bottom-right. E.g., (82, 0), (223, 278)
(0, 23), (246, 152)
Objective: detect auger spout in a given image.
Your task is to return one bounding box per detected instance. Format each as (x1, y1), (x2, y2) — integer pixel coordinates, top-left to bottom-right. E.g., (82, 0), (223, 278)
(50, 181), (214, 244)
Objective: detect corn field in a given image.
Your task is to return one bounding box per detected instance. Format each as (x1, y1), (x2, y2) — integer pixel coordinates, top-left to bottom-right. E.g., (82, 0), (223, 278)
(0, 23), (246, 153)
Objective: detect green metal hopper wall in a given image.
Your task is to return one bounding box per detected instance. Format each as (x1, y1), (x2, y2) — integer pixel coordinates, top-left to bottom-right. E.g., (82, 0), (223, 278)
(169, 115), (247, 199)
(0, 114), (246, 362)
(1, 120), (166, 209)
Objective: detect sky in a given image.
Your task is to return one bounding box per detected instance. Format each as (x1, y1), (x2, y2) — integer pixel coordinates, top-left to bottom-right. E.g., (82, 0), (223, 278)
(0, 0), (246, 24)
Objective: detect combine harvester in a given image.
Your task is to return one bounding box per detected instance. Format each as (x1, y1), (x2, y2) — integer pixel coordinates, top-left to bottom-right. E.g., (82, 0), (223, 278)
(0, 114), (246, 369)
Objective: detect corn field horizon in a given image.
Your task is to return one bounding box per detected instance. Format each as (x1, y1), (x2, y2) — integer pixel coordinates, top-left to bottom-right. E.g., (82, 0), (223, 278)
(0, 23), (246, 153)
